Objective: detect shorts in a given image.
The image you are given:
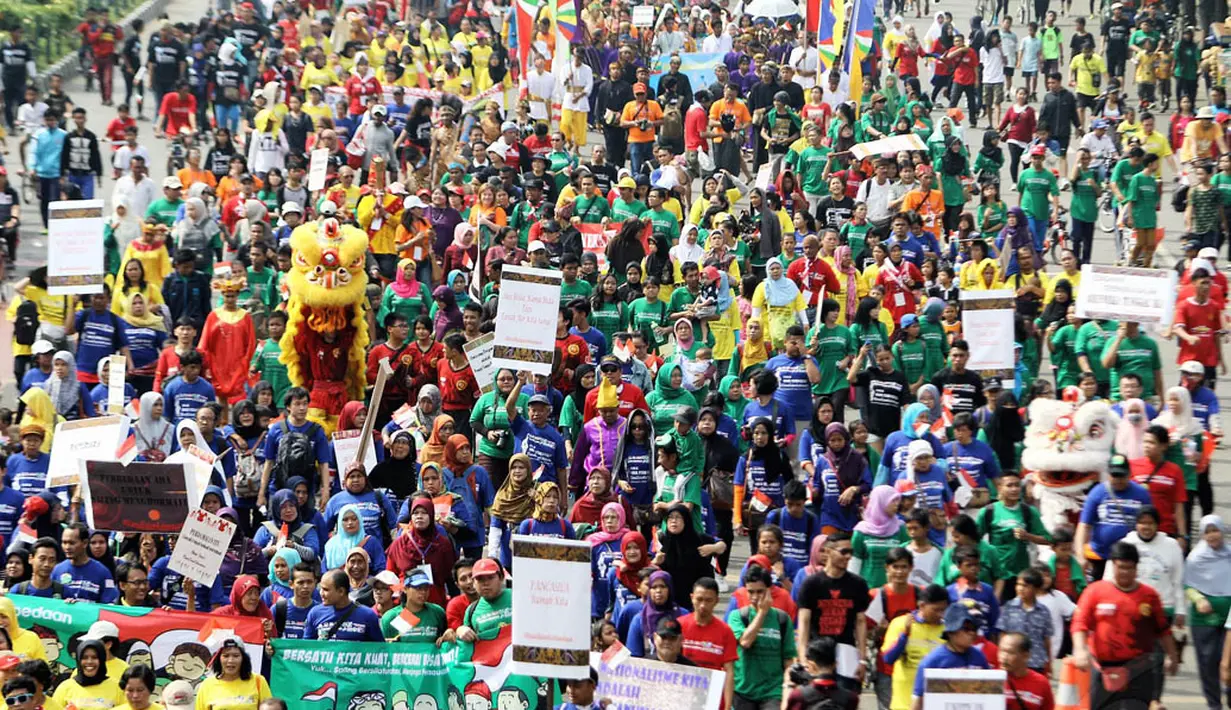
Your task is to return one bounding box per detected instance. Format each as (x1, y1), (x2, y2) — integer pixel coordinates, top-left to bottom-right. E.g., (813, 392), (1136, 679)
(1055, 134), (1071, 153)
(1078, 93), (1098, 109)
(983, 83), (1005, 106)
(1139, 82), (1157, 102)
(1021, 69), (1037, 78)
(1043, 58), (1060, 74)
(1004, 67), (1016, 77)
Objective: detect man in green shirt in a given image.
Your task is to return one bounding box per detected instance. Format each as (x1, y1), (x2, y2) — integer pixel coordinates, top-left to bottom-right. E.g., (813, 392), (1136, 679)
(1069, 150), (1101, 252)
(559, 254), (594, 304)
(1017, 145), (1060, 252)
(977, 474), (1050, 599)
(1048, 313), (1083, 389)
(611, 176), (647, 222)
(146, 176), (185, 228)
(381, 570), (447, 642)
(1075, 319), (1118, 397)
(1040, 14), (1063, 74)
(645, 187), (680, 244)
(572, 172), (611, 224)
(789, 125), (831, 212)
(1119, 152), (1161, 267)
(509, 179), (549, 247)
(1109, 147), (1144, 209)
(456, 558), (511, 641)
(1100, 320), (1164, 400)
(728, 566), (795, 707)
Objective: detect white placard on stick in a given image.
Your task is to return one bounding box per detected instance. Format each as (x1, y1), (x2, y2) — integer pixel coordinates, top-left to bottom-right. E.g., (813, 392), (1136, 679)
(47, 199), (105, 295)
(47, 415), (130, 488)
(463, 332), (497, 394)
(921, 669), (1007, 710)
(308, 148), (329, 192)
(332, 429), (379, 473)
(1075, 264), (1178, 325)
(511, 535), (592, 678)
(106, 357), (127, 415)
(850, 134), (928, 160)
(960, 290), (1017, 371)
(492, 265), (562, 376)
(168, 508), (236, 587)
(632, 5), (656, 26)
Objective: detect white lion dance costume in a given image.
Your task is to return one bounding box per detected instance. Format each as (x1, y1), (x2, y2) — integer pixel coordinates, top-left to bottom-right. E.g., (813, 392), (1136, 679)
(1021, 397), (1122, 533)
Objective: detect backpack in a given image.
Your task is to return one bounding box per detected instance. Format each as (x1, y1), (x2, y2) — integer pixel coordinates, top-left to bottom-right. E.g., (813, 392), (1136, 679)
(275, 598), (289, 637)
(14, 299), (39, 347)
(1172, 183), (1189, 213)
(982, 501), (1036, 538)
(272, 420), (320, 491)
(234, 432), (267, 498)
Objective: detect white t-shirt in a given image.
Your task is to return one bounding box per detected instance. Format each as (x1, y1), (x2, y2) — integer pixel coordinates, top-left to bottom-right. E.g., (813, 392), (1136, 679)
(1038, 590), (1076, 660)
(981, 46), (1007, 84)
(789, 46), (820, 90)
(557, 62), (593, 112)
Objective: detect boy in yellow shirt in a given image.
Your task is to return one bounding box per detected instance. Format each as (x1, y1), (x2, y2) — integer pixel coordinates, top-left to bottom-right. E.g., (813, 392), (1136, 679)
(1134, 38), (1159, 107)
(880, 584), (950, 710)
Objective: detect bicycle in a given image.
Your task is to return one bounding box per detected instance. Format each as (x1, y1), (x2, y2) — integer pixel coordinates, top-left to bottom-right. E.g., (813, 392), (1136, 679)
(165, 128), (195, 178)
(1046, 206), (1072, 264)
(1098, 188), (1116, 233)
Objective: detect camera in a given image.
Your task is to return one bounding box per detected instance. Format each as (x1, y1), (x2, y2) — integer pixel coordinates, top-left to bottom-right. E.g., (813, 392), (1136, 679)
(491, 430), (509, 448)
(638, 119), (651, 131)
(720, 113), (736, 132)
(787, 663), (813, 686)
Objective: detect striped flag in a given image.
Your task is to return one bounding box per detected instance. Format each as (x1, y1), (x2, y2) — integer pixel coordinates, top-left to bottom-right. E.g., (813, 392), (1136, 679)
(389, 608), (420, 636)
(839, 0), (873, 100)
(816, 0), (841, 73)
(117, 434), (137, 466)
(301, 682), (338, 704)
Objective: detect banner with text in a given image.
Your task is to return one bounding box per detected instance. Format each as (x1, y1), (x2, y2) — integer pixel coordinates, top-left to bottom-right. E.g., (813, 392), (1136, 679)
(511, 535), (591, 679)
(922, 669), (1006, 710)
(47, 199), (105, 295)
(167, 509), (236, 587)
(960, 290), (1016, 387)
(492, 266), (562, 376)
(1074, 264), (1178, 325)
(47, 415), (130, 489)
(83, 460), (191, 533)
(593, 652), (725, 710)
(463, 332), (497, 395)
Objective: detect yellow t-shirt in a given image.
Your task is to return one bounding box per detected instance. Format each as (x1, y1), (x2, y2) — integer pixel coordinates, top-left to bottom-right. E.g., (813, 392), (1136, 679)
(194, 675), (271, 710)
(1069, 54), (1106, 97)
(111, 283), (165, 318)
(751, 281), (806, 348)
(106, 657), (129, 682)
(1044, 270), (1082, 304)
(299, 64), (340, 92)
(23, 285), (71, 331)
(120, 243), (172, 290)
(1133, 129), (1174, 159)
(881, 614), (945, 710)
(709, 298), (743, 361)
(299, 35), (333, 57)
(1135, 50), (1158, 84)
(302, 101), (334, 127)
(52, 677), (127, 710)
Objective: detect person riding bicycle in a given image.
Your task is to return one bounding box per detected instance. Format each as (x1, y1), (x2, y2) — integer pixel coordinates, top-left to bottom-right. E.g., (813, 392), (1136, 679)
(1080, 119), (1120, 181)
(1180, 106), (1227, 163)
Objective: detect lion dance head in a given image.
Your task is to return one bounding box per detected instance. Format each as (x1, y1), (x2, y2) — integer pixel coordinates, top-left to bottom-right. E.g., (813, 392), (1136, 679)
(1021, 398), (1121, 533)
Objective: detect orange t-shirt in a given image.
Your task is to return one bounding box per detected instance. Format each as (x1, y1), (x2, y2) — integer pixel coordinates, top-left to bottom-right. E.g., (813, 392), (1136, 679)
(900, 188), (945, 238)
(709, 99), (753, 143)
(622, 99), (664, 144)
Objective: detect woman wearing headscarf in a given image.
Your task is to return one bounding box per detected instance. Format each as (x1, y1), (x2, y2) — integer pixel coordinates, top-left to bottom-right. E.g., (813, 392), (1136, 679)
(431, 285), (464, 340)
(1037, 280), (1073, 333)
(995, 206), (1035, 278)
(571, 468), (632, 528)
(52, 639), (125, 709)
(369, 430), (419, 511)
(980, 392), (1025, 473)
(214, 574), (275, 621)
(247, 107), (290, 177)
(669, 225), (706, 284)
(286, 475), (329, 543)
(121, 292), (168, 393)
(253, 489), (321, 561)
(644, 362), (700, 436)
(733, 417), (794, 542)
(750, 256), (807, 349)
(259, 547), (307, 607)
(419, 415), (455, 467)
(0, 597), (46, 662)
(811, 422), (873, 534)
(440, 436), (495, 558)
(470, 368), (526, 490)
(0, 548), (30, 594)
(487, 453), (537, 569)
(172, 197), (222, 275)
(41, 351), (95, 421)
(626, 570), (682, 657)
(935, 134), (973, 233)
(605, 531), (653, 630)
(654, 503), (725, 609)
(559, 364), (597, 447)
(377, 258), (430, 326)
(88, 530), (118, 576)
(443, 226), (479, 277)
(717, 375), (748, 429)
(875, 402), (947, 486)
(518, 481), (577, 540)
(1114, 399), (1151, 459)
(697, 406), (739, 575)
(790, 535), (829, 600)
(217, 507), (267, 591)
(104, 199), (143, 280)
(323, 504), (386, 572)
(1154, 385), (1208, 531)
(1184, 515), (1231, 710)
(19, 388), (61, 454)
(131, 391), (173, 462)
(848, 485), (908, 588)
(384, 495), (457, 605)
(915, 384), (948, 440)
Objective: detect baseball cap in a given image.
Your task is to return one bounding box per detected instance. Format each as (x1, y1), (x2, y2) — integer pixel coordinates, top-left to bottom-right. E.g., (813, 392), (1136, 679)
(899, 313), (918, 328)
(371, 104), (388, 116)
(281, 201), (302, 215)
(672, 406), (698, 428)
(162, 176), (183, 189)
(472, 558), (503, 578)
(524, 177), (546, 190)
(373, 570), (401, 588)
(0, 653), (19, 672)
(1180, 360), (1206, 375)
(403, 195), (426, 210)
(319, 200), (339, 216)
(1109, 454), (1131, 477)
(528, 240), (547, 253)
(983, 376), (1003, 391)
(405, 569), (432, 588)
(239, 172), (256, 183)
(501, 120), (519, 133)
(895, 479), (919, 497)
(387, 182), (408, 196)
(1199, 247), (1220, 260)
(633, 82), (648, 94)
(1091, 118), (1109, 129)
(617, 176), (637, 189)
(655, 617), (683, 638)
(943, 602), (984, 633)
(31, 339), (54, 356)
(528, 394), (552, 406)
(162, 680), (196, 710)
(599, 355), (621, 372)
(1030, 144), (1047, 156)
(83, 620), (120, 641)
(655, 433), (678, 454)
(18, 424), (44, 440)
(1185, 236), (1203, 251)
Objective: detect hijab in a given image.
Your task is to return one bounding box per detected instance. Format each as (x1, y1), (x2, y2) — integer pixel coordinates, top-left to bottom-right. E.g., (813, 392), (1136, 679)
(286, 476), (316, 522)
(572, 469), (624, 528)
(19, 388), (59, 453)
(719, 375), (748, 423)
(900, 402), (931, 440)
(442, 433), (472, 476)
(369, 430), (417, 499)
(338, 401), (366, 432)
(587, 501), (630, 547)
(1153, 386), (1204, 438)
(748, 417), (792, 483)
(43, 351), (80, 416)
(125, 292), (165, 329)
(324, 504), (367, 570)
(406, 496), (441, 555)
(638, 570), (681, 645)
(658, 504), (712, 606)
(269, 489), (303, 528)
(615, 531), (650, 594)
(1039, 280), (1073, 328)
(833, 245), (859, 321)
(74, 640), (109, 686)
(490, 453), (536, 523)
(217, 574), (274, 620)
(763, 257), (800, 307)
(229, 400), (264, 441)
(432, 286), (463, 339)
(855, 485), (903, 537)
(391, 258), (422, 299)
(176, 419), (208, 454)
(415, 384), (443, 433)
(823, 422), (865, 489)
(446, 268), (473, 310)
(419, 415), (454, 466)
(985, 392), (1025, 472)
(998, 207), (1033, 271)
(570, 364), (596, 413)
(674, 318), (696, 351)
(699, 409), (739, 478)
(1114, 398), (1149, 459)
(670, 225), (705, 268)
(134, 390), (172, 453)
(803, 534), (829, 576)
(1185, 515), (1231, 597)
(271, 547), (302, 586)
(916, 384), (944, 423)
(531, 481), (562, 523)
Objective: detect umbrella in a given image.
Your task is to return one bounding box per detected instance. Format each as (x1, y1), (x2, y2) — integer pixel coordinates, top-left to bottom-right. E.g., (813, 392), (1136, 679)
(744, 0), (801, 18)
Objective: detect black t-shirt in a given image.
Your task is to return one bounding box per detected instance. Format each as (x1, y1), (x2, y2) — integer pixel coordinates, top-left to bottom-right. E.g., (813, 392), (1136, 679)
(797, 570), (870, 646)
(210, 63), (245, 107)
(232, 22), (269, 61)
(405, 114), (432, 150)
(931, 368), (987, 414)
(205, 144), (236, 179)
(282, 112), (314, 155)
(1070, 31), (1095, 55)
(0, 186), (18, 223)
(585, 162), (619, 195)
(1101, 19), (1132, 54)
(854, 368), (910, 437)
(0, 42), (32, 84)
(147, 37), (186, 88)
(816, 195), (855, 230)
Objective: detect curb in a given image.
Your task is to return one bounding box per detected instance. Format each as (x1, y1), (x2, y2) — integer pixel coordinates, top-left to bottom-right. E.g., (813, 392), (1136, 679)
(42, 0), (173, 82)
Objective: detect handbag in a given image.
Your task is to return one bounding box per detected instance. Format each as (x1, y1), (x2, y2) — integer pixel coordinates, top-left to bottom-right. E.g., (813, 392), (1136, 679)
(706, 467), (734, 511)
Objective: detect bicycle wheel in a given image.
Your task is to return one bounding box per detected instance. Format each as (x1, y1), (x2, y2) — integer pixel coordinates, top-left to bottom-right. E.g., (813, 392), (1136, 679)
(1098, 202), (1116, 232)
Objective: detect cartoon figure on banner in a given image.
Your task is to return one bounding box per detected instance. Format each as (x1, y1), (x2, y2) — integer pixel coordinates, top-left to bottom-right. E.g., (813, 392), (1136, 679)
(1021, 396), (1121, 533)
(31, 625), (66, 679)
(349, 691), (389, 710)
(411, 692), (437, 710)
(464, 682), (492, 710)
(280, 216), (371, 433)
(158, 640), (211, 686)
(495, 687), (530, 710)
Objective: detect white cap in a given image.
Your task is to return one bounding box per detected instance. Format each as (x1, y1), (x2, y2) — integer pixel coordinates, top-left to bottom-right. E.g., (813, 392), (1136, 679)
(528, 240), (547, 253)
(281, 201), (303, 214)
(162, 680), (195, 710)
(402, 195), (426, 210)
(83, 620), (120, 641)
(372, 104), (388, 117)
(162, 176), (183, 189)
(1180, 360), (1206, 375)
(1199, 247), (1220, 260)
(373, 570), (401, 588)
(31, 339), (54, 356)
(387, 182), (408, 196)
(319, 200), (338, 216)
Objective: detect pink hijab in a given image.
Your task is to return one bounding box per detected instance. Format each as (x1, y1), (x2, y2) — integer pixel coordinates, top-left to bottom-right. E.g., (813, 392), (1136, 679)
(1114, 398), (1149, 459)
(854, 485), (903, 538)
(390, 257), (421, 299)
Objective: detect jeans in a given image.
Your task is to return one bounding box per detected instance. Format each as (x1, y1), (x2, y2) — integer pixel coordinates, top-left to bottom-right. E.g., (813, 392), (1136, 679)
(1193, 625), (1225, 710)
(629, 141), (654, 176)
(950, 82), (978, 121)
(215, 104), (242, 135)
(37, 177), (60, 226)
(68, 174), (95, 200)
(1026, 215), (1048, 252)
(1071, 218), (1095, 264)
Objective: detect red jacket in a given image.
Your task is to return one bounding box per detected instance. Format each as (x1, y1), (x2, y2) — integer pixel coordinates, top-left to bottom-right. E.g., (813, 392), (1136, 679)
(406, 340), (444, 393)
(385, 528), (458, 607)
(345, 74), (383, 116)
(87, 23), (122, 58)
(786, 256), (841, 308)
(999, 105), (1037, 143)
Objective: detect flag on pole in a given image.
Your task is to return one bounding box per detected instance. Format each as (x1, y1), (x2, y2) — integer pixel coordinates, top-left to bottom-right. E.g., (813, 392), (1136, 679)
(816, 0), (842, 73)
(515, 0), (540, 81)
(839, 0), (872, 98)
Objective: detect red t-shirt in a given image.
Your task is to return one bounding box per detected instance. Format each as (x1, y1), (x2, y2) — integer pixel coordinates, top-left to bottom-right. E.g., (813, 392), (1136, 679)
(159, 92), (197, 135)
(895, 43), (925, 77)
(582, 382), (650, 422)
(684, 104), (709, 152)
(437, 359), (480, 411)
(105, 117), (135, 149)
(872, 585), (918, 673)
(786, 256), (841, 307)
(1129, 457), (1188, 535)
(1174, 297), (1223, 366)
(446, 593), (472, 630)
(1071, 580), (1170, 664)
(554, 334), (588, 394)
(951, 48), (979, 85)
(678, 613), (740, 671)
(1005, 669), (1055, 710)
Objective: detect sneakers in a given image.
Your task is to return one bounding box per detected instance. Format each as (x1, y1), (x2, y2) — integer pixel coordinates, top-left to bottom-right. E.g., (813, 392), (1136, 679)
(716, 577), (730, 594)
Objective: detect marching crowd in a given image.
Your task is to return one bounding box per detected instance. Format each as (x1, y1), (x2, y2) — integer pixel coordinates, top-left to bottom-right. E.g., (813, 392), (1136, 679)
(0, 0), (1226, 707)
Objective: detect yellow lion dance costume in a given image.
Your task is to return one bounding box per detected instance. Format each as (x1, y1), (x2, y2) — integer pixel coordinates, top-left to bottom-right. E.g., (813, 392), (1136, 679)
(279, 218), (370, 433)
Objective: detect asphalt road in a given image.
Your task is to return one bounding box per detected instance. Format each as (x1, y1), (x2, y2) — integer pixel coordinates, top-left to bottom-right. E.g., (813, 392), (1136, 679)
(0, 0), (1229, 705)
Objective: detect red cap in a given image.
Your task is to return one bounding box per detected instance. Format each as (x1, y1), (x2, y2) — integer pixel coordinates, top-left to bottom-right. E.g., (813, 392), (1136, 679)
(746, 554), (772, 570)
(633, 82), (648, 94)
(0, 654), (20, 671)
(22, 495), (48, 519)
(1030, 144), (1047, 156)
(915, 165), (933, 177)
(472, 558), (503, 578)
(894, 480), (919, 496)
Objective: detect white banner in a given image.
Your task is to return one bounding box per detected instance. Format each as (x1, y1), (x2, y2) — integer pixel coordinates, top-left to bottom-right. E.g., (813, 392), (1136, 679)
(46, 199), (105, 295)
(331, 429), (379, 473)
(594, 650), (725, 710)
(47, 415), (130, 488)
(922, 669), (1007, 710)
(308, 148), (329, 192)
(106, 357), (127, 415)
(850, 134), (928, 159)
(960, 290), (1017, 371)
(463, 332), (497, 395)
(492, 266), (562, 376)
(510, 535), (592, 679)
(632, 5), (657, 26)
(168, 508), (236, 587)
(1075, 264), (1178, 325)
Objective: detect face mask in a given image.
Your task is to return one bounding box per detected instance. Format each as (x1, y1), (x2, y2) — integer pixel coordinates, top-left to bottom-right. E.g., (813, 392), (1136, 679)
(1128, 413), (1144, 425)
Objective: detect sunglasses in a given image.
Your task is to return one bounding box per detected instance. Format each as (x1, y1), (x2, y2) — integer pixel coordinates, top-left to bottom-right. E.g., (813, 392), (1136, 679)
(833, 547), (854, 556)
(5, 695), (31, 707)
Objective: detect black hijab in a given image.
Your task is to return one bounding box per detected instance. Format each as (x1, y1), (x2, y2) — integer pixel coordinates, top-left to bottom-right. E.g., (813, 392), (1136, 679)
(74, 640), (109, 687)
(747, 417), (793, 483)
(369, 431), (418, 500)
(985, 392), (1026, 473)
(698, 409), (739, 479)
(659, 504), (713, 607)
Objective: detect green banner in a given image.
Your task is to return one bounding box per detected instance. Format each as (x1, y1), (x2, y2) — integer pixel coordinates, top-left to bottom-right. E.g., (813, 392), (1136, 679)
(271, 637), (557, 710)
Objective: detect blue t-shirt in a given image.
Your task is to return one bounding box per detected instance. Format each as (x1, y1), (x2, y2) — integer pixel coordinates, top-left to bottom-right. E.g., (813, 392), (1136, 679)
(912, 644), (990, 697)
(893, 463), (953, 547)
(570, 326), (608, 365)
(510, 416), (569, 478)
(385, 102), (412, 133)
(518, 385), (565, 426)
(798, 428), (826, 470)
(303, 602), (384, 641)
(121, 322), (164, 369)
(1190, 386), (1220, 431)
(5, 453), (50, 496)
(149, 555), (228, 610)
(324, 490), (397, 540)
(949, 439), (1003, 489)
(277, 599), (319, 639)
(811, 457), (871, 533)
(51, 558), (119, 603)
(947, 580), (1000, 635)
(19, 368), (49, 394)
(262, 420), (331, 493)
(1080, 481), (1154, 559)
(162, 377), (216, 423)
(734, 455), (786, 510)
(877, 431), (947, 486)
(764, 354), (820, 425)
(90, 382), (136, 411)
(617, 441), (655, 506)
(766, 506), (821, 566)
(741, 399), (794, 438)
(74, 310), (129, 380)
(0, 487), (23, 547)
(516, 516), (576, 540)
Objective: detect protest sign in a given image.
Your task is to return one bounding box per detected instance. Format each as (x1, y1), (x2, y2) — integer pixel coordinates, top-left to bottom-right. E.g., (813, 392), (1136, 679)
(463, 333), (497, 394)
(46, 199), (105, 295)
(850, 134), (928, 159)
(308, 148), (329, 191)
(168, 509), (235, 587)
(47, 415), (130, 488)
(272, 638), (556, 710)
(648, 52), (726, 92)
(332, 429), (379, 473)
(106, 356), (127, 415)
(492, 265), (562, 376)
(84, 460), (191, 533)
(922, 669), (1007, 710)
(632, 5), (656, 26)
(510, 536), (592, 678)
(174, 444), (225, 508)
(9, 596), (265, 677)
(961, 290), (1017, 386)
(593, 652), (725, 710)
(1075, 264), (1178, 325)
(578, 222), (651, 273)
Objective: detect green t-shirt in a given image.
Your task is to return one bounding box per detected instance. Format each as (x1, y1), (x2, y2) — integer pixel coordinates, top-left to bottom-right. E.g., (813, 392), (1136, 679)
(1211, 172), (1231, 206)
(1103, 332), (1163, 399)
(560, 278), (594, 305)
(978, 502), (1050, 580)
(918, 320), (947, 380)
(1110, 158), (1143, 207)
(852, 527), (911, 588)
(1074, 320), (1117, 384)
(243, 266), (279, 310)
(377, 286), (429, 326)
(934, 156), (970, 207)
(1050, 324), (1083, 389)
(591, 301), (624, 343)
(893, 339), (929, 386)
(574, 194), (611, 223)
(1017, 166), (1059, 220)
(839, 221), (872, 258)
(978, 201), (1008, 234)
(470, 390), (527, 458)
(145, 197), (184, 227)
(645, 207), (680, 244)
(611, 197), (647, 223)
(792, 146), (833, 195)
(727, 606), (796, 701)
(626, 297), (669, 347)
(1188, 593), (1231, 627)
(1070, 168), (1099, 223)
(510, 201), (545, 246)
(849, 322), (889, 368)
(936, 540), (1000, 586)
(1130, 28), (1160, 50)
(250, 339), (291, 406)
(466, 590), (512, 638)
(655, 470), (704, 534)
(1041, 26), (1063, 58)
(381, 602), (447, 642)
(807, 323), (856, 394)
(1125, 171), (1160, 229)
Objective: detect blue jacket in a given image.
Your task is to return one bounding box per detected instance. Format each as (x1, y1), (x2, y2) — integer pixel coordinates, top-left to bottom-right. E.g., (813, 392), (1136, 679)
(32, 127), (66, 178)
